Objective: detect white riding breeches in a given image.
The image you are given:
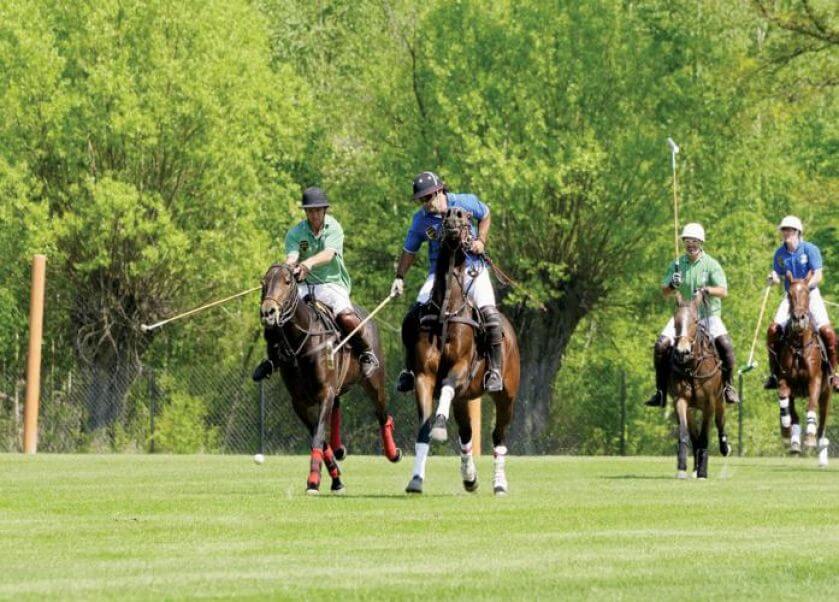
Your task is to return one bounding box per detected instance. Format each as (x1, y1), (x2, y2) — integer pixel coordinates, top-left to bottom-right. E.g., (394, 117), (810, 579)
(416, 267), (496, 309)
(298, 282), (352, 316)
(661, 315), (728, 343)
(772, 287), (831, 331)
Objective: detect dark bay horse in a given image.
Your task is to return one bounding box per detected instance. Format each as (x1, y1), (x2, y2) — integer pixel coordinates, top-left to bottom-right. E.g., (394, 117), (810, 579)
(259, 264), (402, 494)
(669, 290), (730, 479)
(774, 273), (831, 466)
(405, 207), (520, 495)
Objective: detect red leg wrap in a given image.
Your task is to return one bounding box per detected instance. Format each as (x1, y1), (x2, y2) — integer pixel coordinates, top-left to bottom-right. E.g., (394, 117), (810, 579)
(323, 446), (340, 479)
(308, 448), (324, 487)
(381, 415), (398, 460)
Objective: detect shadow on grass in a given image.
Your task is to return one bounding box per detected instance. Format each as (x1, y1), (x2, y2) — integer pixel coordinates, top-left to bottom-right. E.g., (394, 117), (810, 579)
(600, 475), (675, 480)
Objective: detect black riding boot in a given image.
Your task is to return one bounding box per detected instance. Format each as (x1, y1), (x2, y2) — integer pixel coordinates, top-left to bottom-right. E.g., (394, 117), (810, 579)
(396, 303), (421, 392)
(481, 306), (504, 392)
(763, 323), (782, 390)
(337, 311), (379, 378)
(715, 334), (740, 404)
(645, 336), (671, 407)
(252, 358), (273, 382)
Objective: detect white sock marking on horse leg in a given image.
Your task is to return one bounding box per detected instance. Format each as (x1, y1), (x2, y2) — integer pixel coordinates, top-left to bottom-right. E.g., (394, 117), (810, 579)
(806, 410), (818, 435)
(778, 397), (791, 428)
(790, 424), (802, 445)
(413, 442), (429, 479)
(435, 385), (454, 420)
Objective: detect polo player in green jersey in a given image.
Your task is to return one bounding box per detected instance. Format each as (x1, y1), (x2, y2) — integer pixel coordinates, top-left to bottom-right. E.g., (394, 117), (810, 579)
(253, 187), (379, 380)
(645, 223), (740, 407)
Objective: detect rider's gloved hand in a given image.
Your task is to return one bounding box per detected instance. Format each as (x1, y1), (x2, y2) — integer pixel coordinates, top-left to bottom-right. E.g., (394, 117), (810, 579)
(293, 263), (311, 282)
(390, 277), (404, 297)
(469, 239), (485, 255)
(669, 271), (682, 289)
(767, 271), (780, 286)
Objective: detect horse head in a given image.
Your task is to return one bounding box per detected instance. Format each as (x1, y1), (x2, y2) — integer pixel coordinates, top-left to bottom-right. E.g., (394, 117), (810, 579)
(672, 290), (701, 364)
(786, 270), (812, 335)
(260, 264), (298, 328)
(441, 207), (473, 251)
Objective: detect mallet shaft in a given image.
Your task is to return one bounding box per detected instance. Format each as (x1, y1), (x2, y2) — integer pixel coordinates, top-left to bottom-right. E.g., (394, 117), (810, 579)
(331, 293), (395, 356)
(140, 286), (261, 332)
(746, 285), (772, 368)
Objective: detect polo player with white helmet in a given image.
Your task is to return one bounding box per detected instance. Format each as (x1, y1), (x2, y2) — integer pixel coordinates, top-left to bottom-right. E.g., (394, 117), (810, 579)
(389, 171), (504, 392)
(764, 215), (839, 392)
(645, 222), (740, 406)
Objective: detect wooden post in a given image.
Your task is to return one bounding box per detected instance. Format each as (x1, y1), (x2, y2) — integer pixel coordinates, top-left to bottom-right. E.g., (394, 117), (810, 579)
(23, 255), (46, 454)
(469, 397), (481, 456)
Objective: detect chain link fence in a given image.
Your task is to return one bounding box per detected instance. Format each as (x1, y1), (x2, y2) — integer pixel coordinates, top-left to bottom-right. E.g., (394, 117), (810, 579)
(2, 353), (838, 457)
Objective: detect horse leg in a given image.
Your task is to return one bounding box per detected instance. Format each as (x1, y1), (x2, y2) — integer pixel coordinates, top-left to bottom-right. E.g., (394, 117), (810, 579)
(696, 408), (712, 479)
(676, 397), (690, 479)
(330, 397), (346, 461)
(491, 390), (515, 495)
(406, 373), (435, 494)
(788, 394), (802, 455)
(361, 364), (402, 462)
(805, 376), (822, 449)
(322, 443), (345, 493)
(817, 388), (830, 467)
(430, 365), (468, 443)
(307, 387), (336, 495)
(688, 406), (700, 478)
(453, 398), (477, 492)
(715, 395), (731, 457)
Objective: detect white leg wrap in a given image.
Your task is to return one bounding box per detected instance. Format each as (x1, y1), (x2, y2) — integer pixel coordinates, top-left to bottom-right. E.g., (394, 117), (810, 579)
(806, 410), (817, 436)
(791, 424), (802, 444)
(818, 438), (830, 467)
(778, 397), (791, 428)
(412, 442), (429, 479)
(460, 452), (477, 482)
(435, 385), (455, 420)
(460, 438), (472, 455)
(493, 446), (507, 485)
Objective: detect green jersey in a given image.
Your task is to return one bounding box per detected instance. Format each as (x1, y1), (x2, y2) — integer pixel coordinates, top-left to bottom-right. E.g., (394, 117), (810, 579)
(285, 215), (352, 293)
(662, 252), (727, 318)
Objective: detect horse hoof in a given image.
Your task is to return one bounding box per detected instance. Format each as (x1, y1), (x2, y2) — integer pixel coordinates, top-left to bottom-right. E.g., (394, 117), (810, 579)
(463, 479), (478, 493)
(493, 486), (507, 496)
(789, 443), (802, 455)
(430, 415), (447, 442)
(691, 470), (698, 479)
(676, 470), (688, 479)
(388, 448), (403, 463)
(405, 476), (423, 494)
(331, 482), (345, 495)
(306, 486), (320, 496)
(697, 476), (708, 480)
(334, 446), (347, 461)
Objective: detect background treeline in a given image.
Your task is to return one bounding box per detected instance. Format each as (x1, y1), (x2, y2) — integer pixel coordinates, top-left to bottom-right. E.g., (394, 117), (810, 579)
(0, 0), (836, 454)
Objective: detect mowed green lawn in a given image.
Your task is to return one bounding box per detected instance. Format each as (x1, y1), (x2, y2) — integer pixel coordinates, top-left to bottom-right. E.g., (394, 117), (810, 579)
(1, 454), (837, 601)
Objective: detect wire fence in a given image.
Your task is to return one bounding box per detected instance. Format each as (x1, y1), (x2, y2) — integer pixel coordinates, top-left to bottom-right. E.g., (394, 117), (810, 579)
(1, 356), (837, 457)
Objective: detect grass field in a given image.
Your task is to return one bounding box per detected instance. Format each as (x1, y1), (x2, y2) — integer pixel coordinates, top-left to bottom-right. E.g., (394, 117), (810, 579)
(1, 453), (837, 601)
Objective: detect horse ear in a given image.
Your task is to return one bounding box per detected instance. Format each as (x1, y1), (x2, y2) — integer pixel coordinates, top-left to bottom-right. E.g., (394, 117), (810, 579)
(785, 270), (793, 283)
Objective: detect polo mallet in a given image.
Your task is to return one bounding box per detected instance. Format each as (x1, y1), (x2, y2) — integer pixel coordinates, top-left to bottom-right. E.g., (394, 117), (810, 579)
(739, 284), (772, 374)
(668, 137), (681, 275)
(140, 286), (261, 332)
(327, 292), (396, 369)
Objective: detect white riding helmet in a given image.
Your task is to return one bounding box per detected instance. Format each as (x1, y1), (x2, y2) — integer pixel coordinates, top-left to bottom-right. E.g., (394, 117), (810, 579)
(680, 223), (705, 242)
(778, 215), (803, 233)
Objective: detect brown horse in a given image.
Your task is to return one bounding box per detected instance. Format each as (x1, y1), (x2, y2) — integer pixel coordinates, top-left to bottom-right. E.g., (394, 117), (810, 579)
(774, 273), (831, 466)
(259, 264), (402, 494)
(404, 207), (520, 495)
(669, 290), (730, 479)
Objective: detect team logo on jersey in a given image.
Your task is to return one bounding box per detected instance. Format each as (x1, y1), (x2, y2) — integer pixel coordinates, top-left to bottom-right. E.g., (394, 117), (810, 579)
(800, 255), (808, 265)
(425, 226), (438, 241)
(299, 240), (309, 253)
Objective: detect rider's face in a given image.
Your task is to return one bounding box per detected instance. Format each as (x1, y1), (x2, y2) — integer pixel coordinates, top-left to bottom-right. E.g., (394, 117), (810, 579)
(305, 207), (327, 231)
(421, 190), (447, 214)
(682, 237), (702, 257)
(781, 227), (799, 246)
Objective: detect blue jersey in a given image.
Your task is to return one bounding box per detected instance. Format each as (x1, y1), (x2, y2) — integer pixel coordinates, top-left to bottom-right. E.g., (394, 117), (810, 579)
(403, 193), (489, 275)
(773, 241), (823, 291)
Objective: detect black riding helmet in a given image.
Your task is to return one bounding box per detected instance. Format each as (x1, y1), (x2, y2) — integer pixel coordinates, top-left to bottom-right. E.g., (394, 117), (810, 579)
(301, 186), (329, 208)
(412, 171), (446, 200)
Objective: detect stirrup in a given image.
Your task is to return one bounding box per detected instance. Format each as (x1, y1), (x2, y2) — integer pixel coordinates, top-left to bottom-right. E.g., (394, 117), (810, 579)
(763, 374), (779, 390)
(359, 352), (379, 377)
(484, 369), (503, 392)
(723, 384), (740, 404)
(396, 370), (415, 393)
(644, 390), (665, 407)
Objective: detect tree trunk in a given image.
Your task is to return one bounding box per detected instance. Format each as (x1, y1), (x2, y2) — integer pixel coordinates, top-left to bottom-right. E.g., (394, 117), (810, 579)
(506, 282), (589, 453)
(83, 350), (141, 432)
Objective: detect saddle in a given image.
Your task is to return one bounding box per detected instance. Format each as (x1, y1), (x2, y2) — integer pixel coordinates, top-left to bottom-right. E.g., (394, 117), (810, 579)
(779, 324), (830, 368)
(416, 302), (492, 355)
(302, 295), (341, 337)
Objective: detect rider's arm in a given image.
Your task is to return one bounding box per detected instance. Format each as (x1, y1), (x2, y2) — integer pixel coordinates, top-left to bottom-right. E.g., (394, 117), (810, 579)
(395, 250), (415, 279)
(808, 268), (823, 289)
(285, 252), (299, 266)
(476, 210), (490, 245)
(301, 248), (337, 270)
(703, 285), (727, 298)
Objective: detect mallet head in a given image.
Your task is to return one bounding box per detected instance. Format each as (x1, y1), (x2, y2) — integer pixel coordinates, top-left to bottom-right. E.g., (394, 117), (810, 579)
(667, 137), (680, 154)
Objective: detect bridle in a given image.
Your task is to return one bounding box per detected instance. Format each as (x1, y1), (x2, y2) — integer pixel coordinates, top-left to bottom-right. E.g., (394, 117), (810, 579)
(261, 264), (300, 327)
(671, 302), (721, 381)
